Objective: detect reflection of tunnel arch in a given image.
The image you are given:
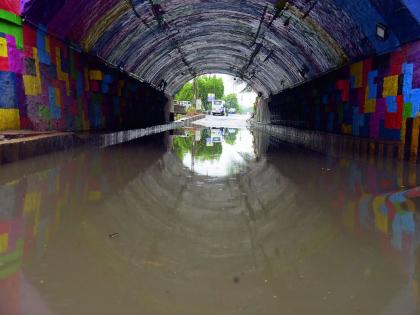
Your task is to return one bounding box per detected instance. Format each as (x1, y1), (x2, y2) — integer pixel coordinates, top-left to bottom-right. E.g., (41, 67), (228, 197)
(1, 130), (420, 313)
(21, 0), (420, 96)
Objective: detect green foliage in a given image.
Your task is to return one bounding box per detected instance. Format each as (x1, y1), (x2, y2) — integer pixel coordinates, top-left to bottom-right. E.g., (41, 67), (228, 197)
(175, 82), (193, 103)
(174, 75), (224, 110)
(172, 135), (193, 160)
(172, 129), (223, 162)
(195, 129), (222, 161)
(198, 76), (224, 110)
(223, 129), (239, 145)
(223, 93), (240, 110)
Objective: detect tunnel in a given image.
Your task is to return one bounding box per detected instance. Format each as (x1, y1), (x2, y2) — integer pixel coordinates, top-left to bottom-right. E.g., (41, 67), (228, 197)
(0, 1), (418, 142)
(1, 1), (420, 314)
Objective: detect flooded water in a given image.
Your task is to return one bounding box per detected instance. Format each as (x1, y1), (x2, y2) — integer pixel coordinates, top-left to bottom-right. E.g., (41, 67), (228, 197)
(0, 123), (419, 315)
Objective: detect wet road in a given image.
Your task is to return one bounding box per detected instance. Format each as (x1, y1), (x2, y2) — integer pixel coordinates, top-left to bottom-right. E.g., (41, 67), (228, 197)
(0, 116), (419, 315)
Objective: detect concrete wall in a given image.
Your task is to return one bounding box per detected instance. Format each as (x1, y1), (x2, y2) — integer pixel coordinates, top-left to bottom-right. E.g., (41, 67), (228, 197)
(0, 6), (167, 131)
(269, 40), (420, 158)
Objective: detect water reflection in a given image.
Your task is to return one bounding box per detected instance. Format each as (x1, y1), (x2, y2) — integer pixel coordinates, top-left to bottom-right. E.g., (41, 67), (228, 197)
(172, 127), (255, 177)
(0, 129), (419, 314)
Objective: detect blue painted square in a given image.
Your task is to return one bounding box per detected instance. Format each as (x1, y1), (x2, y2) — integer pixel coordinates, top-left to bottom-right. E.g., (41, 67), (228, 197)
(386, 96), (397, 113)
(368, 70), (378, 99)
(327, 112), (334, 132)
(103, 74), (113, 84)
(48, 87), (61, 120)
(410, 90), (420, 116)
(402, 63), (414, 95)
(0, 72), (17, 109)
(37, 29), (51, 65)
(101, 82), (110, 94)
(350, 76), (356, 89)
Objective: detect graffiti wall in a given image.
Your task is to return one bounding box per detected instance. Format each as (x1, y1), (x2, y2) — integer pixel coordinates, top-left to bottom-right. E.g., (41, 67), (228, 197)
(0, 5), (167, 131)
(269, 40), (420, 151)
(0, 7), (23, 130)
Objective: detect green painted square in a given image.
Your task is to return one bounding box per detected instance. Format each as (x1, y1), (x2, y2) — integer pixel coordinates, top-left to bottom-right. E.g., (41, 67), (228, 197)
(0, 15), (23, 49)
(38, 106), (51, 120)
(403, 102), (412, 119)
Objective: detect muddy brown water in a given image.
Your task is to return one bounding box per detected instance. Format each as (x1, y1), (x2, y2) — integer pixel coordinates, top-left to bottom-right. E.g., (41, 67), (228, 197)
(0, 125), (419, 315)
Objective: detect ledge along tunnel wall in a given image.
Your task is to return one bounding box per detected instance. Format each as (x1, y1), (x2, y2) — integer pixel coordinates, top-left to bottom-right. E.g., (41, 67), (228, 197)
(0, 2), (168, 132)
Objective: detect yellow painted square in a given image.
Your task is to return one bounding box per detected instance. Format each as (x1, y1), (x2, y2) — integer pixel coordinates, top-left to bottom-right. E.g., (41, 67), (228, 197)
(88, 191), (102, 201)
(23, 75), (41, 96)
(341, 124), (352, 134)
(0, 233), (8, 254)
(373, 196), (388, 233)
(350, 62), (363, 88)
(383, 75), (399, 97)
(364, 88), (376, 113)
(0, 37), (8, 58)
(55, 88), (61, 106)
(89, 70), (103, 81)
(0, 109), (20, 130)
(23, 191), (41, 214)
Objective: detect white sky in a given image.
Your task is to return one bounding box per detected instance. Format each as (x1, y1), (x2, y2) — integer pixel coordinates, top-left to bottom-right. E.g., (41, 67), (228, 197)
(215, 74), (257, 108)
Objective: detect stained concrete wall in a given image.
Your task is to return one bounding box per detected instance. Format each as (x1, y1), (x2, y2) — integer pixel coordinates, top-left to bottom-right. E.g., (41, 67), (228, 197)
(0, 7), (167, 132)
(269, 40), (420, 159)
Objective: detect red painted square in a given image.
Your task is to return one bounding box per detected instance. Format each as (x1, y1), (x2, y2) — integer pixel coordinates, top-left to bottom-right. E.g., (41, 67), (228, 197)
(336, 80), (349, 102)
(390, 48), (407, 76)
(20, 117), (33, 130)
(363, 58), (372, 87)
(0, 57), (9, 71)
(0, 0), (20, 15)
(0, 222), (10, 234)
(385, 95), (403, 129)
(23, 25), (37, 49)
(90, 80), (100, 92)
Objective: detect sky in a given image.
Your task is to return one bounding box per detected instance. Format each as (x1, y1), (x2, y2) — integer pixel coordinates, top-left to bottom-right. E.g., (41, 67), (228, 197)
(212, 74), (257, 108)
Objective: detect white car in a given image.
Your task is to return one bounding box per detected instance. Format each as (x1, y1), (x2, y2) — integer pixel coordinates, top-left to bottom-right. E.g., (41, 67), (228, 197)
(211, 100), (225, 116)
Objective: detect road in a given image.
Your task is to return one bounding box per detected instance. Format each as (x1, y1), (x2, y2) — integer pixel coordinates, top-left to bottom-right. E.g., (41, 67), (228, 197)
(193, 113), (250, 128)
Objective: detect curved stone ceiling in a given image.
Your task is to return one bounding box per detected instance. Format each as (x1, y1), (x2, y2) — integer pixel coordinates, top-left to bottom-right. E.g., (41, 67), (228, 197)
(22, 0), (420, 96)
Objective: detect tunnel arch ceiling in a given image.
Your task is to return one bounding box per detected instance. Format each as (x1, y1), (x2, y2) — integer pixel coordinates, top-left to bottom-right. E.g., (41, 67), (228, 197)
(22, 0), (420, 97)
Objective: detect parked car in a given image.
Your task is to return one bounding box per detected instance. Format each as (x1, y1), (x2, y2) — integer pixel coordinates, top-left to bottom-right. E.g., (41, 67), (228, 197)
(211, 100), (225, 116)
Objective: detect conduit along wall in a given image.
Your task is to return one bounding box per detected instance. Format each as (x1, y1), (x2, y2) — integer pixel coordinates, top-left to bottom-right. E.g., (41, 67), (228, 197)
(0, 4), (168, 132)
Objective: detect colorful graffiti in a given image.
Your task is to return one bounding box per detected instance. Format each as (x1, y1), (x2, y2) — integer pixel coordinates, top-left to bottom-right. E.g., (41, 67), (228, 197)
(0, 8), (23, 130)
(269, 40), (420, 153)
(0, 6), (167, 131)
(18, 0), (420, 96)
(0, 142), (163, 314)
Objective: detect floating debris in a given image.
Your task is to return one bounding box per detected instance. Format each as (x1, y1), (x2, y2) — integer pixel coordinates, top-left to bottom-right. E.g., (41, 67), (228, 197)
(109, 233), (120, 239)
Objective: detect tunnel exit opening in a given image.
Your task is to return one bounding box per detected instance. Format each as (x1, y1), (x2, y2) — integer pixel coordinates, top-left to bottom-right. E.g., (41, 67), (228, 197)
(172, 74), (258, 116)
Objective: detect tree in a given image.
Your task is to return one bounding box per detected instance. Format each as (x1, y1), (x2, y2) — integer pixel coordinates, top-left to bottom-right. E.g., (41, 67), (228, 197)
(174, 75), (224, 110)
(223, 93), (240, 111)
(175, 82), (193, 103)
(197, 76), (224, 110)
(223, 129), (239, 145)
(172, 129), (223, 162)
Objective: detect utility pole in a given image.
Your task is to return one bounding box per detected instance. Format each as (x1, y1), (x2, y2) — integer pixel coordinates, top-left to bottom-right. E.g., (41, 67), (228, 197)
(192, 77), (198, 109)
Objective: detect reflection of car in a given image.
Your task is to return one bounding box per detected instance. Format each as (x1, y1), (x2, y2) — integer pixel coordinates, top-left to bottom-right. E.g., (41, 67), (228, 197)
(180, 101), (191, 108)
(228, 108), (237, 114)
(211, 128), (224, 143)
(211, 100), (225, 116)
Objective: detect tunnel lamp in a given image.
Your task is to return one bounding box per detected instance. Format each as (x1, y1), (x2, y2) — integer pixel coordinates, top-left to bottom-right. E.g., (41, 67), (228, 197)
(376, 23), (388, 40)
